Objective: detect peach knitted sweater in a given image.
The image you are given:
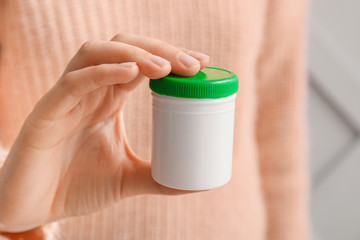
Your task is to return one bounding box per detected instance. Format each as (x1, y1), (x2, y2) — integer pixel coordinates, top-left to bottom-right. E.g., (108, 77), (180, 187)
(0, 0), (309, 239)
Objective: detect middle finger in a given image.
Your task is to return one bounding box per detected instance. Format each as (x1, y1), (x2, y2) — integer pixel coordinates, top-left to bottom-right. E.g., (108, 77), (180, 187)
(112, 33), (206, 77)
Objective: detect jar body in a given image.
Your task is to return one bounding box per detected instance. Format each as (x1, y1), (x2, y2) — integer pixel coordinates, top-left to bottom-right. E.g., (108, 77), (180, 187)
(151, 92), (236, 190)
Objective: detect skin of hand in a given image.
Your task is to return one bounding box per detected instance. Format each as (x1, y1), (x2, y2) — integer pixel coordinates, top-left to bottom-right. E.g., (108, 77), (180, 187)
(0, 33), (210, 233)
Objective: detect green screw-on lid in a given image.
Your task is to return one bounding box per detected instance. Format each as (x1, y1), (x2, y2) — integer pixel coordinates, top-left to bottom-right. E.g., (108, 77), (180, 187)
(149, 67), (238, 99)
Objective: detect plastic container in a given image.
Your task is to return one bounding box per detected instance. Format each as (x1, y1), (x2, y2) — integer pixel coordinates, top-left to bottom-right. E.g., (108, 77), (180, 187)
(149, 67), (238, 190)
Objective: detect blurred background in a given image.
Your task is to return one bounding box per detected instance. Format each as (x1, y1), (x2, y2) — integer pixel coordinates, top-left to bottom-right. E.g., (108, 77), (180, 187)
(307, 0), (360, 239)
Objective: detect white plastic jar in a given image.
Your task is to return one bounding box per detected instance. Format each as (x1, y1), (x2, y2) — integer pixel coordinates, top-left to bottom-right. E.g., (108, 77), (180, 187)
(149, 67), (238, 190)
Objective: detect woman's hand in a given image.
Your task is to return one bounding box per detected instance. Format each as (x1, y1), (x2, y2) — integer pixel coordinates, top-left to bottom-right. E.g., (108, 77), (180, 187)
(0, 33), (210, 232)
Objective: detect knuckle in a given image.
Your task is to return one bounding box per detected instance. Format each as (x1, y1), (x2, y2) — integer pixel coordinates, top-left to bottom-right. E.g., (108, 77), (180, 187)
(156, 40), (172, 52)
(89, 64), (116, 87)
(90, 65), (106, 79)
(60, 73), (72, 87)
(59, 73), (79, 97)
(78, 40), (96, 55)
(124, 45), (149, 58)
(112, 32), (128, 41)
(179, 48), (190, 54)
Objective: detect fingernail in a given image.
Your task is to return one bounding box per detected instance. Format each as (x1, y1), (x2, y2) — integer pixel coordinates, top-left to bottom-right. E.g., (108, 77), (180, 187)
(150, 55), (170, 67)
(118, 62), (137, 67)
(188, 51), (210, 61)
(178, 52), (199, 67)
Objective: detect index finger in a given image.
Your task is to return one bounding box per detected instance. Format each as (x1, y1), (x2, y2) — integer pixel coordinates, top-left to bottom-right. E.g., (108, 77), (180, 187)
(63, 40), (172, 79)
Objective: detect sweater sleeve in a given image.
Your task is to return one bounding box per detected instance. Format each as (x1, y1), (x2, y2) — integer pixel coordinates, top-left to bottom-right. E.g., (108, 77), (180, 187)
(255, 0), (310, 239)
